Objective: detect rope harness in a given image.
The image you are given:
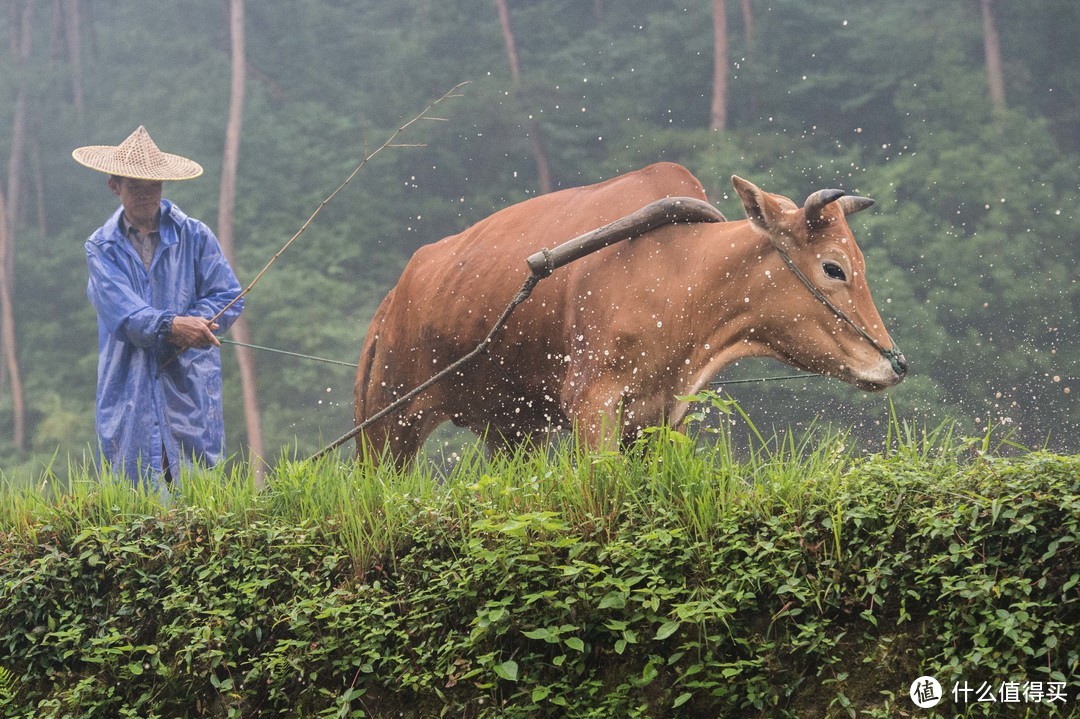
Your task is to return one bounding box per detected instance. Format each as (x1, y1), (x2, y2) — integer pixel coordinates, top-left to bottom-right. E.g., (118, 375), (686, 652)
(221, 338), (358, 367)
(767, 237), (906, 376)
(226, 338), (822, 386)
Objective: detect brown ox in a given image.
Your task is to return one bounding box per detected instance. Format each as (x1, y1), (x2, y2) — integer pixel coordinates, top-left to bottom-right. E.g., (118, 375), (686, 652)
(354, 162), (905, 465)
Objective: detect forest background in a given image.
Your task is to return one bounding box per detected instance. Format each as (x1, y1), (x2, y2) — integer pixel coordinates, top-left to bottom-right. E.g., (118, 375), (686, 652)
(0, 0), (1076, 478)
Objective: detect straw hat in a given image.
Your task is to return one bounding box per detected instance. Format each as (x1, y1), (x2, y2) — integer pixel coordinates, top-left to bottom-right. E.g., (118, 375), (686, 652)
(72, 125), (203, 181)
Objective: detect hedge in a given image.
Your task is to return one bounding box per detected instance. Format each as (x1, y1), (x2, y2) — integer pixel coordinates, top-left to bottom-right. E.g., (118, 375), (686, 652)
(0, 440), (1077, 718)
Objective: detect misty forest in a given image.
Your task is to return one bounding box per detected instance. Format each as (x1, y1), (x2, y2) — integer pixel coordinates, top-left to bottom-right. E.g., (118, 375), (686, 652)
(0, 0), (1077, 476)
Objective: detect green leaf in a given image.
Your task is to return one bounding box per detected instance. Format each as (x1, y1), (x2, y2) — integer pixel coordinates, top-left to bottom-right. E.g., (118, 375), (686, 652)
(523, 627), (557, 642)
(654, 620), (680, 640)
(493, 660), (519, 681)
(598, 591), (626, 610)
(565, 637), (585, 652)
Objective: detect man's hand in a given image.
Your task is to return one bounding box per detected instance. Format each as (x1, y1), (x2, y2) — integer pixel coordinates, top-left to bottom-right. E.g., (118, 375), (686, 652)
(168, 316), (221, 348)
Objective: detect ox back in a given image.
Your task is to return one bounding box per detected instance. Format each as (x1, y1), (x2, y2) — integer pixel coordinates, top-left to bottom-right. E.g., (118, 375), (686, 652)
(354, 162), (905, 466)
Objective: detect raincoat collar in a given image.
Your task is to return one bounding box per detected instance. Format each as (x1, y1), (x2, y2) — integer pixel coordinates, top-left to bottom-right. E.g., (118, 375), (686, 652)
(96, 199), (185, 247)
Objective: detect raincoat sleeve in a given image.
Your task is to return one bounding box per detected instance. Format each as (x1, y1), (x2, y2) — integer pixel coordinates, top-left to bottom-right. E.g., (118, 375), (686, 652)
(190, 224), (244, 332)
(86, 245), (175, 349)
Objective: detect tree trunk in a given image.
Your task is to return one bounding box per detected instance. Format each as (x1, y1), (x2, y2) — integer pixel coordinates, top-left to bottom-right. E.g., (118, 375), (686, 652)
(494, 0), (521, 84)
(740, 0), (753, 48)
(0, 0), (32, 451)
(0, 192), (25, 452)
(494, 0), (552, 193)
(710, 0), (728, 131)
(979, 0), (1006, 113)
(29, 132), (46, 240)
(217, 0), (267, 483)
(64, 0), (84, 120)
(6, 1), (32, 263)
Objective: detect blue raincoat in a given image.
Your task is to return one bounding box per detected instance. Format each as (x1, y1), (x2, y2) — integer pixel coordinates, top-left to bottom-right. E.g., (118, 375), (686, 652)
(86, 200), (244, 484)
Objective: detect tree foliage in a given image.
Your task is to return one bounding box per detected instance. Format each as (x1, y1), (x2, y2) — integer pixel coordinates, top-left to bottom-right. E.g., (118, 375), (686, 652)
(0, 0), (1076, 474)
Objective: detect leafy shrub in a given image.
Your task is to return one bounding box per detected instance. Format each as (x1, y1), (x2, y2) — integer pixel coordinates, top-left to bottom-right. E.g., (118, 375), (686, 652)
(0, 430), (1077, 718)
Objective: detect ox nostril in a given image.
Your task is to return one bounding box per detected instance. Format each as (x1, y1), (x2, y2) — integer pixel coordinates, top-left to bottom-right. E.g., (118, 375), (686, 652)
(894, 353), (908, 376)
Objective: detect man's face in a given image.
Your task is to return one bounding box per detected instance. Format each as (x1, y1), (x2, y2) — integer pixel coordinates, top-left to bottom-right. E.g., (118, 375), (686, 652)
(109, 177), (163, 228)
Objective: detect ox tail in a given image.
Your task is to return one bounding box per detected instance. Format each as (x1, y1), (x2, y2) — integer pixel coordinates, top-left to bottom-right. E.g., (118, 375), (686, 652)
(353, 289), (395, 446)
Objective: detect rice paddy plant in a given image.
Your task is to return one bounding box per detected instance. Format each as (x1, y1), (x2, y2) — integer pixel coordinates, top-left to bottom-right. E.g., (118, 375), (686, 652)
(2, 465), (152, 543)
(172, 461), (260, 519)
(0, 471), (49, 541)
(260, 450), (443, 573)
(437, 435), (629, 543)
(616, 391), (860, 548)
(0, 393), (1047, 575)
(883, 398), (964, 468)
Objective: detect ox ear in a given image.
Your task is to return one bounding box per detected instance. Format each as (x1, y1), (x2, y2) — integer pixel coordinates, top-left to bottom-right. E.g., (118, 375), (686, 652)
(732, 175), (788, 232)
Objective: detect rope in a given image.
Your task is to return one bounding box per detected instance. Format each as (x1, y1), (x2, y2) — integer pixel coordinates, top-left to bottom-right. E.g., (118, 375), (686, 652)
(309, 273), (542, 461)
(221, 335), (824, 385)
(223, 330), (826, 388)
(221, 338), (357, 368)
(768, 237), (905, 375)
(163, 81), (470, 370)
(711, 372), (824, 387)
(220, 336), (821, 391)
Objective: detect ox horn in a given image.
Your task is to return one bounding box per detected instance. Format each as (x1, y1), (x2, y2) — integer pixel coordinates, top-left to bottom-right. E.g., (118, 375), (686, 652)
(804, 189), (875, 225)
(803, 188), (845, 226)
(838, 195), (875, 215)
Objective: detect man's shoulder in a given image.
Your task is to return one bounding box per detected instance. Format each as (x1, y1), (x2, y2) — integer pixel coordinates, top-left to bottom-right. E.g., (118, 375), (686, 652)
(161, 200), (195, 228)
(160, 201), (214, 241)
(85, 206), (126, 250)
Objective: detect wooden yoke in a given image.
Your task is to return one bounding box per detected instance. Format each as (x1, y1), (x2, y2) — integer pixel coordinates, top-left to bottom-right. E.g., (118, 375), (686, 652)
(526, 197), (726, 277)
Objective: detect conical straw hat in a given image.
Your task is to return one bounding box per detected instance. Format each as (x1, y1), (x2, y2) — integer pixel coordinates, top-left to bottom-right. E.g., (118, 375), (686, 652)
(72, 125), (203, 181)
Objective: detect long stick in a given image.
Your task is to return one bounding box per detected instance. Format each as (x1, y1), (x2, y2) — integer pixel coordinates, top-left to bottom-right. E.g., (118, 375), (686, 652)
(164, 82), (469, 368)
(210, 80), (470, 324)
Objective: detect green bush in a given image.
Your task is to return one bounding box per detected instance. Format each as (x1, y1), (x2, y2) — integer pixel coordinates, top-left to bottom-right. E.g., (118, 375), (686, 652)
(0, 427), (1077, 718)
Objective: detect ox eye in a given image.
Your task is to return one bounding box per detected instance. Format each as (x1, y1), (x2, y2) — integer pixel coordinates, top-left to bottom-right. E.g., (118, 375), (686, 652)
(823, 261), (847, 281)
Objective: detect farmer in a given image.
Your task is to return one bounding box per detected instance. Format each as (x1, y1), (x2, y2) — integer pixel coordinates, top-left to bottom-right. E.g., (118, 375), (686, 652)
(73, 125), (244, 487)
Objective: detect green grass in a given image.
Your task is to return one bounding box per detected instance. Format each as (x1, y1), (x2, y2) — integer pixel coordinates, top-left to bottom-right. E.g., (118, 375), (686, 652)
(0, 396), (1047, 572)
(1, 394), (859, 562)
(0, 397), (1076, 718)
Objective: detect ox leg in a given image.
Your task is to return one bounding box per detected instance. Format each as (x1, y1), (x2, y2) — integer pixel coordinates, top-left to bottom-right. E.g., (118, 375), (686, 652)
(355, 419), (420, 470)
(481, 425), (541, 459)
(566, 400), (623, 454)
(453, 414), (535, 461)
(480, 390), (567, 459)
(356, 402), (447, 470)
(566, 386), (665, 453)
